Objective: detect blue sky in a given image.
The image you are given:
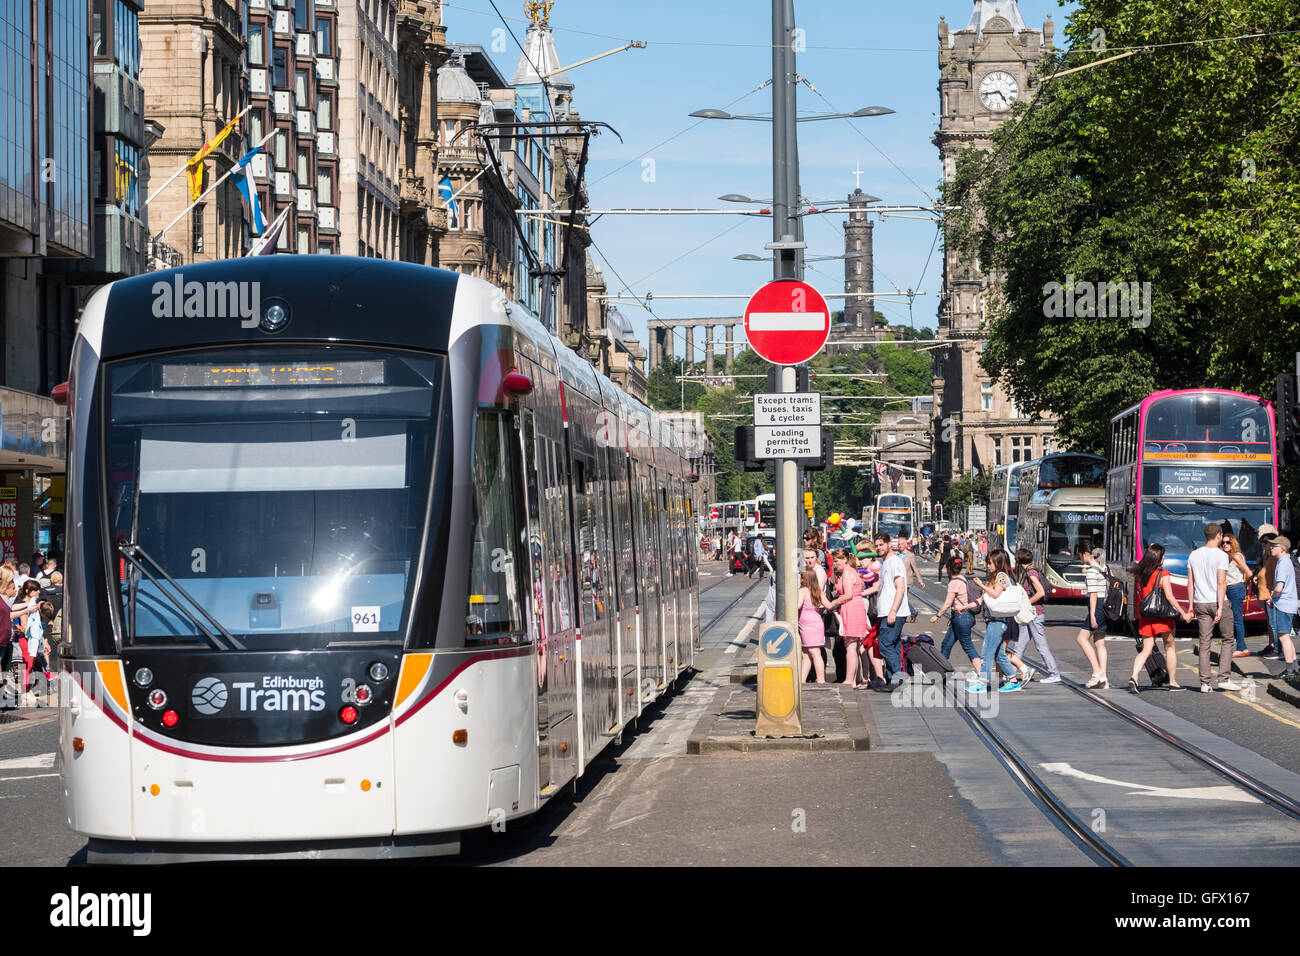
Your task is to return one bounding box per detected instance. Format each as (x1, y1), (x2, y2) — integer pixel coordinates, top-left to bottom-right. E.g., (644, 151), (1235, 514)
(442, 0), (1076, 355)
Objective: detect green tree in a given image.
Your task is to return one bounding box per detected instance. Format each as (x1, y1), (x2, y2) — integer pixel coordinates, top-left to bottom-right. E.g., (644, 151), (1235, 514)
(944, 470), (991, 514)
(945, 0), (1300, 500)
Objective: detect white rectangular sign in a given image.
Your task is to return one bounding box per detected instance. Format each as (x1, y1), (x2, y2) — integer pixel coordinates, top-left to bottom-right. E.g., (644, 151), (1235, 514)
(754, 425), (821, 459)
(747, 311), (828, 331)
(753, 392), (821, 426)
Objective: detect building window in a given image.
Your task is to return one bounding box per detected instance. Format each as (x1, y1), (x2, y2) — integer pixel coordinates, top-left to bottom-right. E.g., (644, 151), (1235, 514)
(272, 48), (287, 88)
(274, 127), (288, 168)
(993, 437), (1003, 466)
(296, 225), (310, 252)
(316, 91), (332, 130)
(295, 69), (309, 109)
(249, 24), (265, 65)
(296, 147), (309, 183)
(981, 382), (993, 412)
(192, 204), (205, 254)
(315, 16), (332, 55)
(1043, 436), (1055, 456)
(294, 0), (310, 32)
(316, 166), (332, 205)
(249, 109), (265, 149)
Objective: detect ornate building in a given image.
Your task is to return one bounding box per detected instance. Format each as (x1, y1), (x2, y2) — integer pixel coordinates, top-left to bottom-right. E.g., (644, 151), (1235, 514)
(870, 402), (933, 513)
(396, 0), (450, 265)
(836, 187), (881, 342)
(141, 0), (245, 260)
(930, 1), (1058, 498)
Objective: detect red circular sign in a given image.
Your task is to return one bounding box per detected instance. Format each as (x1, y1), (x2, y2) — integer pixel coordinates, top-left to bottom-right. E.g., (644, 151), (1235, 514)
(742, 280), (831, 366)
(710, 508), (719, 519)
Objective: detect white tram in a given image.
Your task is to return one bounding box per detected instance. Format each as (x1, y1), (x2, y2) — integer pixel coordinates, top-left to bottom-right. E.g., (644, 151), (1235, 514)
(59, 257), (698, 861)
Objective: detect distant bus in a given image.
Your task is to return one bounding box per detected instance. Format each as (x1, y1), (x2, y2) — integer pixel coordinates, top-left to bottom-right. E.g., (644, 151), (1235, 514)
(707, 500), (750, 533)
(753, 493), (776, 529)
(875, 493), (914, 541)
(988, 462), (1025, 555)
(1105, 388), (1277, 623)
(1020, 486), (1106, 598)
(1015, 452), (1106, 595)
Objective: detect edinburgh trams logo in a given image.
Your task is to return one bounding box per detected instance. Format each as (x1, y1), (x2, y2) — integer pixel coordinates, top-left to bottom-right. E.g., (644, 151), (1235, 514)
(151, 272), (261, 328)
(190, 676), (228, 715)
(190, 675), (327, 715)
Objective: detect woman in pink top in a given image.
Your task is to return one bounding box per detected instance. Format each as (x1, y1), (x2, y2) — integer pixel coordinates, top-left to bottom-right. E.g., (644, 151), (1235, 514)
(798, 569), (826, 683)
(827, 549), (867, 687)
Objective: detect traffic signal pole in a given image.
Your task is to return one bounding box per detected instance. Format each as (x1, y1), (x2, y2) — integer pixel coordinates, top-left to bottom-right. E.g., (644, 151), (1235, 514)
(773, 0), (803, 623)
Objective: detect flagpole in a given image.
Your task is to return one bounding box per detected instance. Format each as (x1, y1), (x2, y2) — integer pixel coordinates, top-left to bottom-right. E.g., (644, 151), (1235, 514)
(154, 127), (279, 242)
(146, 105), (251, 206)
(247, 200), (296, 256)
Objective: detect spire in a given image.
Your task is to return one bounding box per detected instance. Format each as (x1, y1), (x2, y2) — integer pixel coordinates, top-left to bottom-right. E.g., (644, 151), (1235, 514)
(963, 1), (1028, 39)
(511, 2), (574, 92)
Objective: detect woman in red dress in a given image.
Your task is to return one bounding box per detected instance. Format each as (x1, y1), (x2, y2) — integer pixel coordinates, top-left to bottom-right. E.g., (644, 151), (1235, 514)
(1130, 543), (1193, 693)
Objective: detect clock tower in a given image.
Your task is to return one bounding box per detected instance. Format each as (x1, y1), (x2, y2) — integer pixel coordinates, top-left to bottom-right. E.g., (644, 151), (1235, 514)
(930, 2), (1057, 506)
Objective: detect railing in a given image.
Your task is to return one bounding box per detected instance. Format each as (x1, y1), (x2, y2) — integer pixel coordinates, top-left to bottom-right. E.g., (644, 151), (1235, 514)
(212, 0), (241, 40)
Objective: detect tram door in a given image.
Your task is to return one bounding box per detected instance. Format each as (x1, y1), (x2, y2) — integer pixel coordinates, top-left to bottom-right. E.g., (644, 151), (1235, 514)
(636, 465), (662, 697)
(657, 483), (678, 676)
(519, 411), (551, 790)
(541, 434), (578, 785)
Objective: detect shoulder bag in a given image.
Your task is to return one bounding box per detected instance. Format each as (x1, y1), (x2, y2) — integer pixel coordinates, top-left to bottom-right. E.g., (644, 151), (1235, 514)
(1138, 570), (1179, 620)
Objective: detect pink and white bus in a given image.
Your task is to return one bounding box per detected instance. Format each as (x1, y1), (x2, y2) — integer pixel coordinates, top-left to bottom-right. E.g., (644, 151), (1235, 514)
(1104, 389), (1278, 623)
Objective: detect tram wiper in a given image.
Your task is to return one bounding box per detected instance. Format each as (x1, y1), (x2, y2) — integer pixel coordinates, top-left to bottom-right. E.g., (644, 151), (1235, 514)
(118, 543), (245, 651)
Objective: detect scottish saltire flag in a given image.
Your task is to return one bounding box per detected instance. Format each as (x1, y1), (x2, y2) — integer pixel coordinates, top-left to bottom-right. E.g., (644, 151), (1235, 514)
(231, 146), (266, 235)
(438, 175), (458, 226)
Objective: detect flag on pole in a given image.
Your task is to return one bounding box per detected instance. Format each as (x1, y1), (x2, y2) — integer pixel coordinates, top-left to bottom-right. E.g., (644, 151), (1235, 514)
(187, 113), (244, 202)
(248, 203), (293, 256)
(874, 461), (888, 484)
(438, 175), (458, 227)
(970, 443), (985, 479)
(230, 146), (266, 235)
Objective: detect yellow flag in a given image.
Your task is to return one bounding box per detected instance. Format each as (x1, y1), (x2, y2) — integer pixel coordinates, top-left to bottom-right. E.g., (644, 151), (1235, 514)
(187, 113), (242, 202)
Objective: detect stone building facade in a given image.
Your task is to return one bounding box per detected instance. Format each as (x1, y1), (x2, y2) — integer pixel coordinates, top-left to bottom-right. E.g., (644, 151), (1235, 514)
(870, 404), (932, 512)
(930, 1), (1058, 499)
(396, 0), (450, 265)
(141, 0), (246, 260)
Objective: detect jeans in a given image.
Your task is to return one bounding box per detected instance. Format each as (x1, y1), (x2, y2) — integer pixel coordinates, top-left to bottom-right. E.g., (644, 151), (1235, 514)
(978, 619), (1017, 684)
(1226, 582), (1247, 651)
(877, 616), (906, 681)
(941, 610), (979, 664)
(1269, 605), (1294, 643)
(1013, 614), (1060, 678)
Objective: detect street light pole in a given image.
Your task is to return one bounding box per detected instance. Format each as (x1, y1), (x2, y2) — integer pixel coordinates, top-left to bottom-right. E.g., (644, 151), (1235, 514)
(772, 0), (801, 624)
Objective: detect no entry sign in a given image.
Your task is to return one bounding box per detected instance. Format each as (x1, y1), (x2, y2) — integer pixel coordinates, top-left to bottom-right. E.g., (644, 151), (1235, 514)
(743, 280), (831, 366)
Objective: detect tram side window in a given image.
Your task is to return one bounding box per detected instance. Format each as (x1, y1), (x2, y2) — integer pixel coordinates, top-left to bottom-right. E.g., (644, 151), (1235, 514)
(466, 412), (527, 643)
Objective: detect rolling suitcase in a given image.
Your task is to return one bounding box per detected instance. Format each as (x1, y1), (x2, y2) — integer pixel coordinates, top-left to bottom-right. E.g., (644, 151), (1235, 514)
(903, 634), (953, 680)
(1144, 652), (1170, 688)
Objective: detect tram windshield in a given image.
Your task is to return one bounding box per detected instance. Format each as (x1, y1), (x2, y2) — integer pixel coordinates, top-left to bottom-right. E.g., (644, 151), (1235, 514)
(105, 347), (442, 647)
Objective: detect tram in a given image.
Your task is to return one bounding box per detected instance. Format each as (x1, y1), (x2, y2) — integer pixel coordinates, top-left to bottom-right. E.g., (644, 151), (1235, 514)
(59, 256), (699, 861)
(1105, 388), (1277, 623)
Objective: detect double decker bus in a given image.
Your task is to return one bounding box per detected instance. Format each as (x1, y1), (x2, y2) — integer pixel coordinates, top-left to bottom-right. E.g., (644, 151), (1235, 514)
(1016, 453), (1107, 597)
(875, 493), (914, 541)
(987, 463), (1025, 555)
(752, 493), (776, 530)
(1105, 389), (1278, 622)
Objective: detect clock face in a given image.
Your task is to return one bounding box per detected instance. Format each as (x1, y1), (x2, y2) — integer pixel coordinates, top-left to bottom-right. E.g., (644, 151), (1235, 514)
(979, 71), (1019, 111)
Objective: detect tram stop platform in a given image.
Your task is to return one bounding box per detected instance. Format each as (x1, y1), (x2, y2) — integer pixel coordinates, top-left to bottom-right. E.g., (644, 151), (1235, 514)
(686, 638), (871, 753)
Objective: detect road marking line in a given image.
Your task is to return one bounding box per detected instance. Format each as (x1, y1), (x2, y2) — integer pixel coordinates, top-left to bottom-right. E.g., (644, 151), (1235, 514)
(0, 772), (57, 782)
(1039, 761), (1260, 803)
(0, 753), (54, 770)
(723, 602), (767, 654)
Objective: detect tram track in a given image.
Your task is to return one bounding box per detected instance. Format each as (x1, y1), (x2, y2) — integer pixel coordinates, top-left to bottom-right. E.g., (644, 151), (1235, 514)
(907, 582), (1300, 865)
(700, 575), (765, 637)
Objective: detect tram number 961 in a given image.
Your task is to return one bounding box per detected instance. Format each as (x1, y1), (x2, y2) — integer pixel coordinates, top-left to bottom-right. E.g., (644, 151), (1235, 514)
(352, 606), (381, 632)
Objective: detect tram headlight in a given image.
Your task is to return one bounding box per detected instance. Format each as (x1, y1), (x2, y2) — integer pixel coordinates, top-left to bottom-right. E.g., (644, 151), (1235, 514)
(259, 298), (291, 333)
(134, 667), (154, 688)
(147, 689), (167, 710)
(353, 684), (373, 706)
(368, 661), (389, 682)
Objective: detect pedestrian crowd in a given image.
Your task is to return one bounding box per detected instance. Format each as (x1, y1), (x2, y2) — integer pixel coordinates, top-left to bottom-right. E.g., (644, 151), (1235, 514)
(0, 552), (63, 706)
(779, 522), (1300, 695)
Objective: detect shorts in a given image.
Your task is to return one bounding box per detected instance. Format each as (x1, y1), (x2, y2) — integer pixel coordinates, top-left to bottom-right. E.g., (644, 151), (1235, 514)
(1084, 605), (1107, 634)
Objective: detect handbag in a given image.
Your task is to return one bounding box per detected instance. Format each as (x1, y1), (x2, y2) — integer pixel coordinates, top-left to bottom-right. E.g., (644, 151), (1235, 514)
(1138, 570), (1179, 620)
(819, 605), (841, 637)
(984, 576), (1023, 617)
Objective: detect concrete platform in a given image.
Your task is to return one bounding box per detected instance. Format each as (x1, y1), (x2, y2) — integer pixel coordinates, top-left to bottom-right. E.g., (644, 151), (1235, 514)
(686, 680), (871, 753)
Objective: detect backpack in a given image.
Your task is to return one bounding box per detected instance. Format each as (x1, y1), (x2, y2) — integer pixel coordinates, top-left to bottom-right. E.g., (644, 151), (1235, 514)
(1101, 566), (1127, 622)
